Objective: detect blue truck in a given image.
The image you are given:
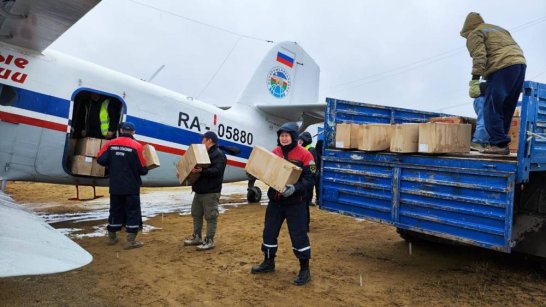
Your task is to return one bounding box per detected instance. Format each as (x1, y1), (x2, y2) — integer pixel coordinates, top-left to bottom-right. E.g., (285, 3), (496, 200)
(320, 81), (546, 259)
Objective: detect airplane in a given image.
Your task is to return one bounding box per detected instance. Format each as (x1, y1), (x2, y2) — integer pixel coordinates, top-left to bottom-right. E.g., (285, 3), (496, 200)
(0, 0), (324, 277)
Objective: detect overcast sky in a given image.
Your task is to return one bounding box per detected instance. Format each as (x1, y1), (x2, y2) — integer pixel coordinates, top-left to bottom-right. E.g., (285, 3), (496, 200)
(50, 0), (546, 117)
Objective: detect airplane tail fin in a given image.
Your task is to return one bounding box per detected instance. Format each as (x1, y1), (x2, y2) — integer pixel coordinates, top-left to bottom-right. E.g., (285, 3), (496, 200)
(237, 41), (320, 108)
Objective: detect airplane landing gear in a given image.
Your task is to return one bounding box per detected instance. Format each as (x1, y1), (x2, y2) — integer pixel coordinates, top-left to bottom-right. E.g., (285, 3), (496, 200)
(69, 185), (103, 201)
(247, 186), (262, 203)
(246, 176), (262, 203)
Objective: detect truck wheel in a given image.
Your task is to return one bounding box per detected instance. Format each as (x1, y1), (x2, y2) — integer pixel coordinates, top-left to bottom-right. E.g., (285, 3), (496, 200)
(247, 186), (262, 203)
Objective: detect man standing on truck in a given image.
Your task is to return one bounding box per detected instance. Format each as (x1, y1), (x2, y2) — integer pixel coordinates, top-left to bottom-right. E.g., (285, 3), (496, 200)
(251, 122), (316, 286)
(461, 12), (526, 155)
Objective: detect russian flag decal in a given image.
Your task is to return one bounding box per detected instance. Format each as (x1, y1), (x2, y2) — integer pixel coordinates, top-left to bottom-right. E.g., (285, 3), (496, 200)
(276, 50), (295, 68)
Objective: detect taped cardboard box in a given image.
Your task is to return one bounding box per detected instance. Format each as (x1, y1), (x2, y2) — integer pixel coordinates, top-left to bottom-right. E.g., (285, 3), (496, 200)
(390, 123), (419, 153)
(71, 155), (93, 176)
(509, 117), (521, 153)
(418, 123), (471, 154)
(245, 146), (302, 193)
(176, 144), (211, 186)
(358, 124), (392, 151)
(429, 117), (466, 124)
(76, 137), (103, 157)
(143, 144), (160, 169)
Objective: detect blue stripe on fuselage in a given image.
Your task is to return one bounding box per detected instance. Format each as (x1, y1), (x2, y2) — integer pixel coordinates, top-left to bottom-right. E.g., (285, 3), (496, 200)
(12, 87), (70, 118)
(127, 115), (252, 159)
(6, 85), (252, 159)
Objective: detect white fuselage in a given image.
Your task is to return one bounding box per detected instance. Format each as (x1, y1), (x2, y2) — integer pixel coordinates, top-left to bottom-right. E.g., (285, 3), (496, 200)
(0, 43), (284, 187)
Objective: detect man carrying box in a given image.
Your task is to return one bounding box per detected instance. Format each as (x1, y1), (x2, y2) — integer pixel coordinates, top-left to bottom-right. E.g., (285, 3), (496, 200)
(97, 122), (149, 249)
(251, 122), (316, 286)
(183, 131), (227, 251)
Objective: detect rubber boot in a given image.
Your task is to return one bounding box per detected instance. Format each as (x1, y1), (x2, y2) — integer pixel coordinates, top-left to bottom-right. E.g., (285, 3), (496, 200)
(293, 259), (311, 285)
(107, 231), (118, 245)
(125, 232), (144, 250)
(250, 257), (275, 274)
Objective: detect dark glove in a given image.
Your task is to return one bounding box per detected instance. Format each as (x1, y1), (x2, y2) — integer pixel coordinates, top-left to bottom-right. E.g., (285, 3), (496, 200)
(469, 80), (481, 98)
(281, 184), (295, 197)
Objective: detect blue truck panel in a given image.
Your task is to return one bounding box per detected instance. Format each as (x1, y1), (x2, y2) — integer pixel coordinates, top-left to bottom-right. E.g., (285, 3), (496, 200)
(517, 82), (546, 182)
(320, 81), (546, 253)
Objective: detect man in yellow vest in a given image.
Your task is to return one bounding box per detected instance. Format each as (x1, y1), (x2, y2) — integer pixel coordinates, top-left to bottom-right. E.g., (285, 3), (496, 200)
(82, 93), (120, 139)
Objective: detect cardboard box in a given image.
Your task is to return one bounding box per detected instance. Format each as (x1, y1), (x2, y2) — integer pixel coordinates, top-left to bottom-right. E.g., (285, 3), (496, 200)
(513, 106), (521, 117)
(429, 117), (465, 124)
(76, 137), (103, 157)
(245, 146), (303, 193)
(418, 123), (471, 154)
(71, 155), (93, 176)
(357, 124), (392, 151)
(91, 159), (106, 177)
(509, 117), (521, 153)
(390, 123), (419, 153)
(176, 144), (211, 185)
(335, 123), (352, 149)
(143, 144), (160, 169)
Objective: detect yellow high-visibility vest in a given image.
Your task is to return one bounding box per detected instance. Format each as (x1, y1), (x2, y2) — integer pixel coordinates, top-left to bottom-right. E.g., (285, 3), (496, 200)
(99, 99), (110, 137)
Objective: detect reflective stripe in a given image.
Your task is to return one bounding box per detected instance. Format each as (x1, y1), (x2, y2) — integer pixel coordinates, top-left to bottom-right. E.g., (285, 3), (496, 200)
(293, 246), (311, 252)
(262, 243), (278, 248)
(126, 225), (140, 228)
(99, 99), (110, 137)
(109, 224), (123, 227)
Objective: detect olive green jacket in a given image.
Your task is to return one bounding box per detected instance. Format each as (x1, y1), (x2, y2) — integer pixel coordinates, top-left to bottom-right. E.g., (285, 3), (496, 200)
(460, 12), (526, 79)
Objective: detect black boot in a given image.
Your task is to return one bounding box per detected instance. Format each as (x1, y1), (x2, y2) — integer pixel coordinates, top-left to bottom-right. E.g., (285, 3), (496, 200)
(251, 257), (275, 274)
(293, 259), (311, 285)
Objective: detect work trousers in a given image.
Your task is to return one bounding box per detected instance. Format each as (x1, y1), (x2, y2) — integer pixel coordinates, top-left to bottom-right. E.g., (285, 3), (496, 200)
(107, 194), (142, 233)
(191, 192), (220, 240)
(261, 201), (311, 260)
(483, 64), (526, 147)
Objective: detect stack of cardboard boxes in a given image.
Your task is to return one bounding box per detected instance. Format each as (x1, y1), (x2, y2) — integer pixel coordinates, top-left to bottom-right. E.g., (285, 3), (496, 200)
(335, 119), (472, 154)
(71, 137), (107, 176)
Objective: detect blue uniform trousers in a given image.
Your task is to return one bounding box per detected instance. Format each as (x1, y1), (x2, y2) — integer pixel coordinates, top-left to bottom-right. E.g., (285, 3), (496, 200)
(483, 64), (526, 147)
(261, 201), (311, 260)
(106, 194), (142, 233)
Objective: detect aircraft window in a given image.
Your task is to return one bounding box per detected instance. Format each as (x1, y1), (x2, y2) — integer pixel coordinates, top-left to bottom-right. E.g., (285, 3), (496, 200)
(64, 90), (124, 178)
(0, 84), (17, 106)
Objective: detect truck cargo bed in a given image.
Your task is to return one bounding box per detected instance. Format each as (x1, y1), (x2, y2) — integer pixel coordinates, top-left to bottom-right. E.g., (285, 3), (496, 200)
(320, 81), (546, 253)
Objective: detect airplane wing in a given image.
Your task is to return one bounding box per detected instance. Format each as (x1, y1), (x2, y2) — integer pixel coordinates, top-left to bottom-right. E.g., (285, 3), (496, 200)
(0, 0), (100, 52)
(0, 191), (92, 277)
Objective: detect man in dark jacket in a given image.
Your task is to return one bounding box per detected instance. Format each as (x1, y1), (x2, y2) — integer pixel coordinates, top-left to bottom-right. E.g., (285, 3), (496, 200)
(97, 122), (148, 249)
(298, 131), (318, 232)
(183, 131), (227, 251)
(461, 12), (526, 154)
(251, 122), (315, 286)
(75, 93), (121, 139)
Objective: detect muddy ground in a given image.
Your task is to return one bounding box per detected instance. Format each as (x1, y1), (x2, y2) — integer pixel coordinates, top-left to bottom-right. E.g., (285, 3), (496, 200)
(1, 182), (546, 306)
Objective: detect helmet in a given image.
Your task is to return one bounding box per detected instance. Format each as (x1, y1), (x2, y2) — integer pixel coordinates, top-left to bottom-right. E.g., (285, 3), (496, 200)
(298, 131), (312, 146)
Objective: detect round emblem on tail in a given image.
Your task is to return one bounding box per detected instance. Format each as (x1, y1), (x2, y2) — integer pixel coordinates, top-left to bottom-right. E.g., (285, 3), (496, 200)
(267, 67), (291, 98)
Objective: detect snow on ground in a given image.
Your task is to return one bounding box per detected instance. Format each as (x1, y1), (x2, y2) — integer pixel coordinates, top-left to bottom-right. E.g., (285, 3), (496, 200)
(23, 185), (266, 239)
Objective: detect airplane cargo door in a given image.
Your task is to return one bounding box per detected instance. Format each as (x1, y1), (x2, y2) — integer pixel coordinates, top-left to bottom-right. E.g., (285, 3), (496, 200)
(62, 89), (124, 178)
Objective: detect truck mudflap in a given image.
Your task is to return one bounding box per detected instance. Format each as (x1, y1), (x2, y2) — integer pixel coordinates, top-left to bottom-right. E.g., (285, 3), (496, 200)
(321, 150), (517, 252)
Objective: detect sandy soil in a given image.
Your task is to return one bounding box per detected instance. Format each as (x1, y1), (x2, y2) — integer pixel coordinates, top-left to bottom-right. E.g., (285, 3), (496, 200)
(1, 182), (546, 306)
